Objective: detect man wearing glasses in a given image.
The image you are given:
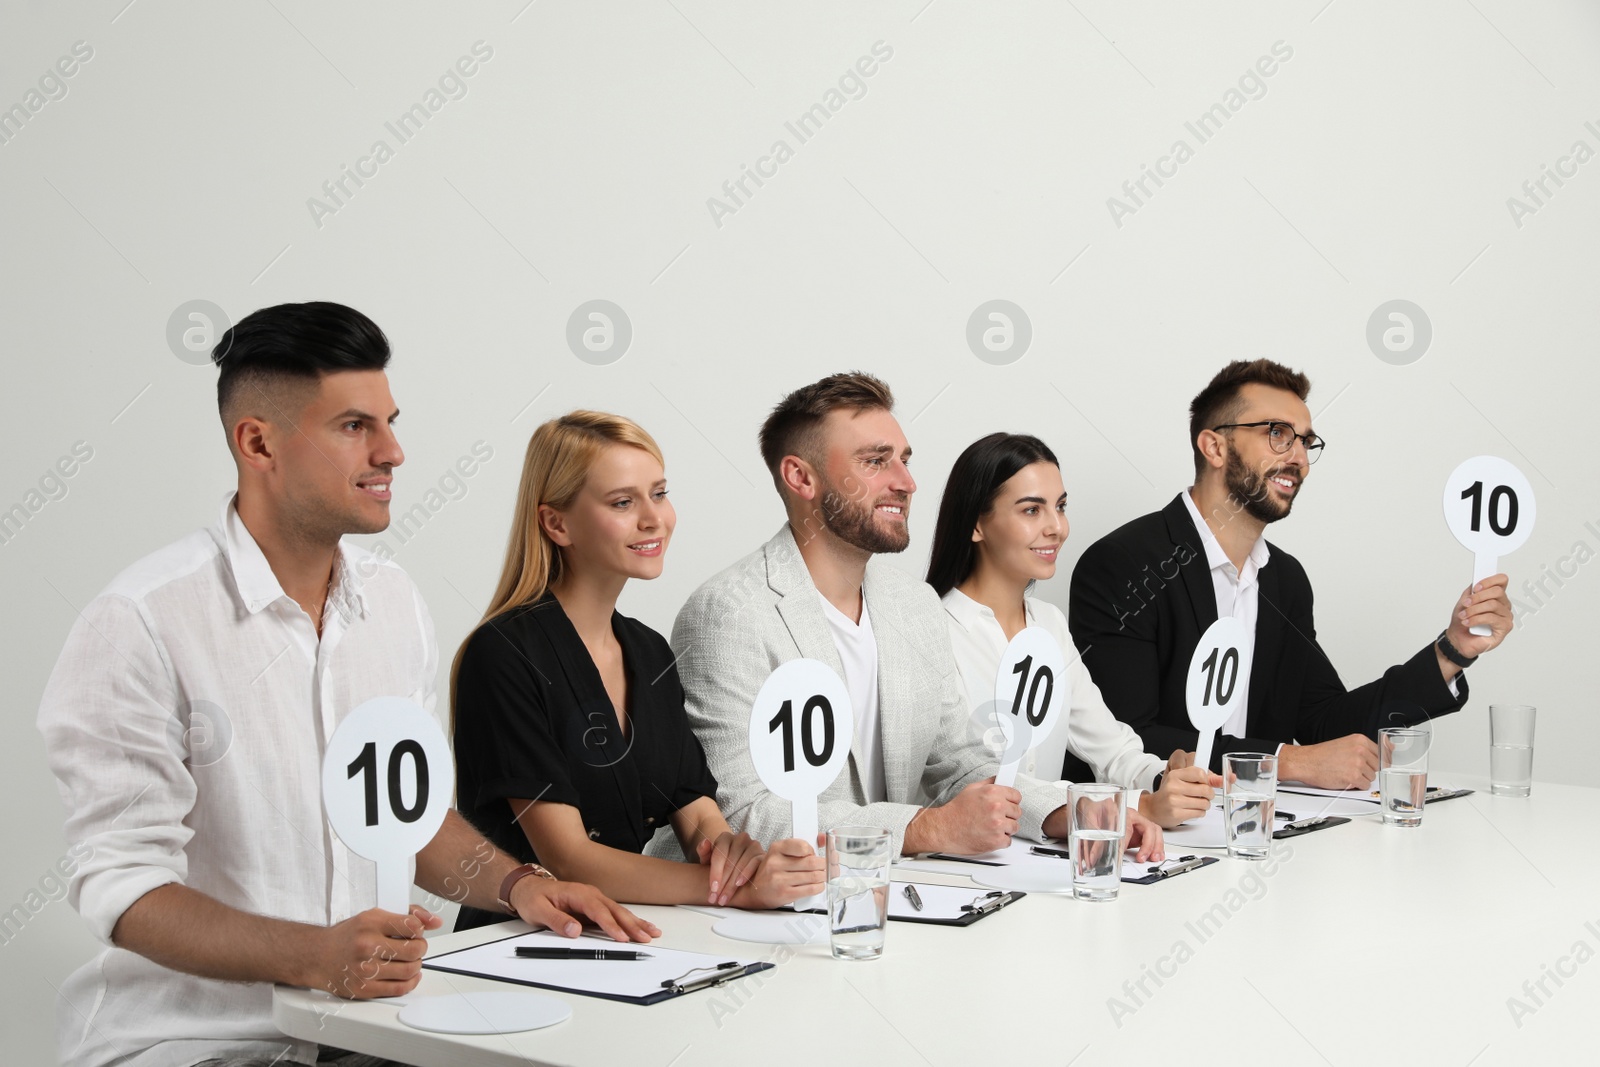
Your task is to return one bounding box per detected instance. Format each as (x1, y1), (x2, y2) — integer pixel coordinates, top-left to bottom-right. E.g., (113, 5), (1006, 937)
(1066, 359), (1512, 788)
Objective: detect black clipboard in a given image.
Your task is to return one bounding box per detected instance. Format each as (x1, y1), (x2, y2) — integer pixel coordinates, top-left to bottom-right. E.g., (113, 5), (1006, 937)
(1273, 815), (1350, 839)
(797, 884), (1026, 926)
(893, 890), (1025, 926)
(1122, 855), (1221, 884)
(422, 931), (775, 1006)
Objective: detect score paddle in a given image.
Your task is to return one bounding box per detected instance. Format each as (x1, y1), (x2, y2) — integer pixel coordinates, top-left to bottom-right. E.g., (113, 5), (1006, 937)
(991, 626), (1070, 788)
(747, 659), (854, 915)
(1443, 456), (1535, 636)
(1185, 617), (1252, 774)
(321, 697), (452, 914)
(748, 659), (854, 851)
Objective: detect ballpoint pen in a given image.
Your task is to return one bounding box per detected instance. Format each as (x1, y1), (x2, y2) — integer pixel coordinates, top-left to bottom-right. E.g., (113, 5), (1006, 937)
(903, 884), (924, 911)
(515, 947), (653, 960)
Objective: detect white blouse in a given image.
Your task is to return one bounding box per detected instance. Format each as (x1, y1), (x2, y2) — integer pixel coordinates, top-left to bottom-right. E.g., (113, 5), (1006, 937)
(941, 588), (1163, 793)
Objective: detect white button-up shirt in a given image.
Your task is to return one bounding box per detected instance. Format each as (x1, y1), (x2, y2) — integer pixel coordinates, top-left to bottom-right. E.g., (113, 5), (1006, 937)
(942, 588), (1164, 795)
(37, 493), (437, 1067)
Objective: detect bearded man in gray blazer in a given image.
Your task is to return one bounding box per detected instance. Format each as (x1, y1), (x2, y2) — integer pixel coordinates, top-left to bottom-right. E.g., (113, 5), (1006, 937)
(664, 373), (1164, 859)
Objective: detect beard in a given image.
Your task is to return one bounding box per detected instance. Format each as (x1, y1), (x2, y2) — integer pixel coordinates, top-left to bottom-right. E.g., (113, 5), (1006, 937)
(1224, 448), (1296, 524)
(281, 471), (392, 550)
(820, 479), (910, 554)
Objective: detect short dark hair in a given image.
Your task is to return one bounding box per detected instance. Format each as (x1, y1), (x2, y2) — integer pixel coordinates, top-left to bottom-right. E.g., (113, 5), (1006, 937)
(213, 301), (390, 426)
(926, 432), (1059, 598)
(758, 372), (895, 490)
(1188, 359), (1310, 475)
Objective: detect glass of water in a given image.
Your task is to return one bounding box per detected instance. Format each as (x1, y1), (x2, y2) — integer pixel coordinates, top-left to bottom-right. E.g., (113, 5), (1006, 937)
(1380, 728), (1430, 827)
(1068, 783), (1127, 901)
(1223, 753), (1277, 860)
(1489, 704), (1536, 798)
(826, 827), (891, 960)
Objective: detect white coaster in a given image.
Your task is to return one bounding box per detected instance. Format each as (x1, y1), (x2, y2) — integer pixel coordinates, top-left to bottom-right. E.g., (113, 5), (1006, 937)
(972, 866), (1077, 894)
(397, 991), (572, 1034)
(712, 911), (830, 944)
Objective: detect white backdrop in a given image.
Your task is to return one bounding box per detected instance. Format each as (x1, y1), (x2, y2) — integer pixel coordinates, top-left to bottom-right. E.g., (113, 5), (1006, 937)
(3, 2), (1597, 1061)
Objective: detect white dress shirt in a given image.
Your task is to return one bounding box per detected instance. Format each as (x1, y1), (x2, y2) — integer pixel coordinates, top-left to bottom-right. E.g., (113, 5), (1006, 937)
(36, 493), (437, 1067)
(942, 588), (1164, 794)
(819, 592), (887, 803)
(1180, 489), (1269, 739)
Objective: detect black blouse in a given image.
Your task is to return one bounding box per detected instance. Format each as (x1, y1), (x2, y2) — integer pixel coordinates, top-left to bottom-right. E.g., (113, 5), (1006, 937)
(452, 596), (719, 929)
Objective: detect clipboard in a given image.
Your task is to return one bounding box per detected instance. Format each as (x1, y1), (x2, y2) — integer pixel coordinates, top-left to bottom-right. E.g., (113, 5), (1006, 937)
(1121, 854), (1220, 884)
(1273, 815), (1351, 839)
(796, 882), (1026, 926)
(1277, 784), (1475, 806)
(930, 839), (1220, 888)
(422, 930), (773, 1006)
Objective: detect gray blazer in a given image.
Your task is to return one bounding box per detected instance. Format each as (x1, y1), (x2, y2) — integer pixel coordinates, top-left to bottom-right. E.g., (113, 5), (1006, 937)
(658, 523), (1067, 858)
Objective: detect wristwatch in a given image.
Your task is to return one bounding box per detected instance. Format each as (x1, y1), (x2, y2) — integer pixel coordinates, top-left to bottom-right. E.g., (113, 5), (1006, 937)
(497, 862), (557, 915)
(1436, 630), (1478, 669)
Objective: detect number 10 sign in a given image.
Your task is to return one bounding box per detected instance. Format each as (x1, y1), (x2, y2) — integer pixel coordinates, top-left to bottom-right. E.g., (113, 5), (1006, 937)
(1186, 616), (1252, 774)
(992, 627), (1069, 788)
(322, 697), (452, 914)
(1443, 456), (1536, 637)
(747, 659), (854, 849)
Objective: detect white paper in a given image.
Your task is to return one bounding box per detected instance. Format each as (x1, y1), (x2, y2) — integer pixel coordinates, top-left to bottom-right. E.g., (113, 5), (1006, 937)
(1274, 789), (1383, 819)
(1160, 804), (1228, 849)
(423, 930), (765, 1000)
(926, 837), (1057, 867)
(1277, 779), (1381, 802)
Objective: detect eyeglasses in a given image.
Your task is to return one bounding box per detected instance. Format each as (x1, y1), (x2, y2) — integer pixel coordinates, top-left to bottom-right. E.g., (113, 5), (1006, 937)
(1211, 421), (1325, 464)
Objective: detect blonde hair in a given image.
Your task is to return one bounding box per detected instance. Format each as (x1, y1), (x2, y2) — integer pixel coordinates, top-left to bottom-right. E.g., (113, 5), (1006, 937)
(450, 410), (664, 730)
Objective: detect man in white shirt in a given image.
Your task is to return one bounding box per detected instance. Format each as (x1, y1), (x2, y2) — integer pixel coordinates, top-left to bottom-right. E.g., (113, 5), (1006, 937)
(1068, 359), (1515, 788)
(664, 373), (1163, 859)
(36, 302), (655, 1067)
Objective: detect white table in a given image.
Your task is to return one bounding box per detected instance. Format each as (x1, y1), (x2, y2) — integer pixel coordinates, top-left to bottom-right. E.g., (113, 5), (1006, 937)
(276, 775), (1592, 1066)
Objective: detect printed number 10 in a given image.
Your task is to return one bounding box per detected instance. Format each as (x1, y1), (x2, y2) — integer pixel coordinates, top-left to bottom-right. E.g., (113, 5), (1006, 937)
(1009, 655), (1054, 727)
(346, 740), (430, 826)
(1461, 481), (1518, 536)
(768, 696), (835, 773)
(1201, 647), (1239, 706)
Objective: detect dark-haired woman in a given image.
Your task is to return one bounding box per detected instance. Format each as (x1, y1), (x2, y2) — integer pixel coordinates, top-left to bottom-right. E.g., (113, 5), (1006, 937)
(927, 433), (1221, 829)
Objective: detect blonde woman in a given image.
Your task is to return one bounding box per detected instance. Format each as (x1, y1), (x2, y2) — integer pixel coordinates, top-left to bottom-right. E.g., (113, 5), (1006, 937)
(452, 411), (823, 930)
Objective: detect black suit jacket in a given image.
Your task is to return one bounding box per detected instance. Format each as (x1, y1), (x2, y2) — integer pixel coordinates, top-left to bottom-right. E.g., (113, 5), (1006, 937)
(1065, 493), (1467, 776)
